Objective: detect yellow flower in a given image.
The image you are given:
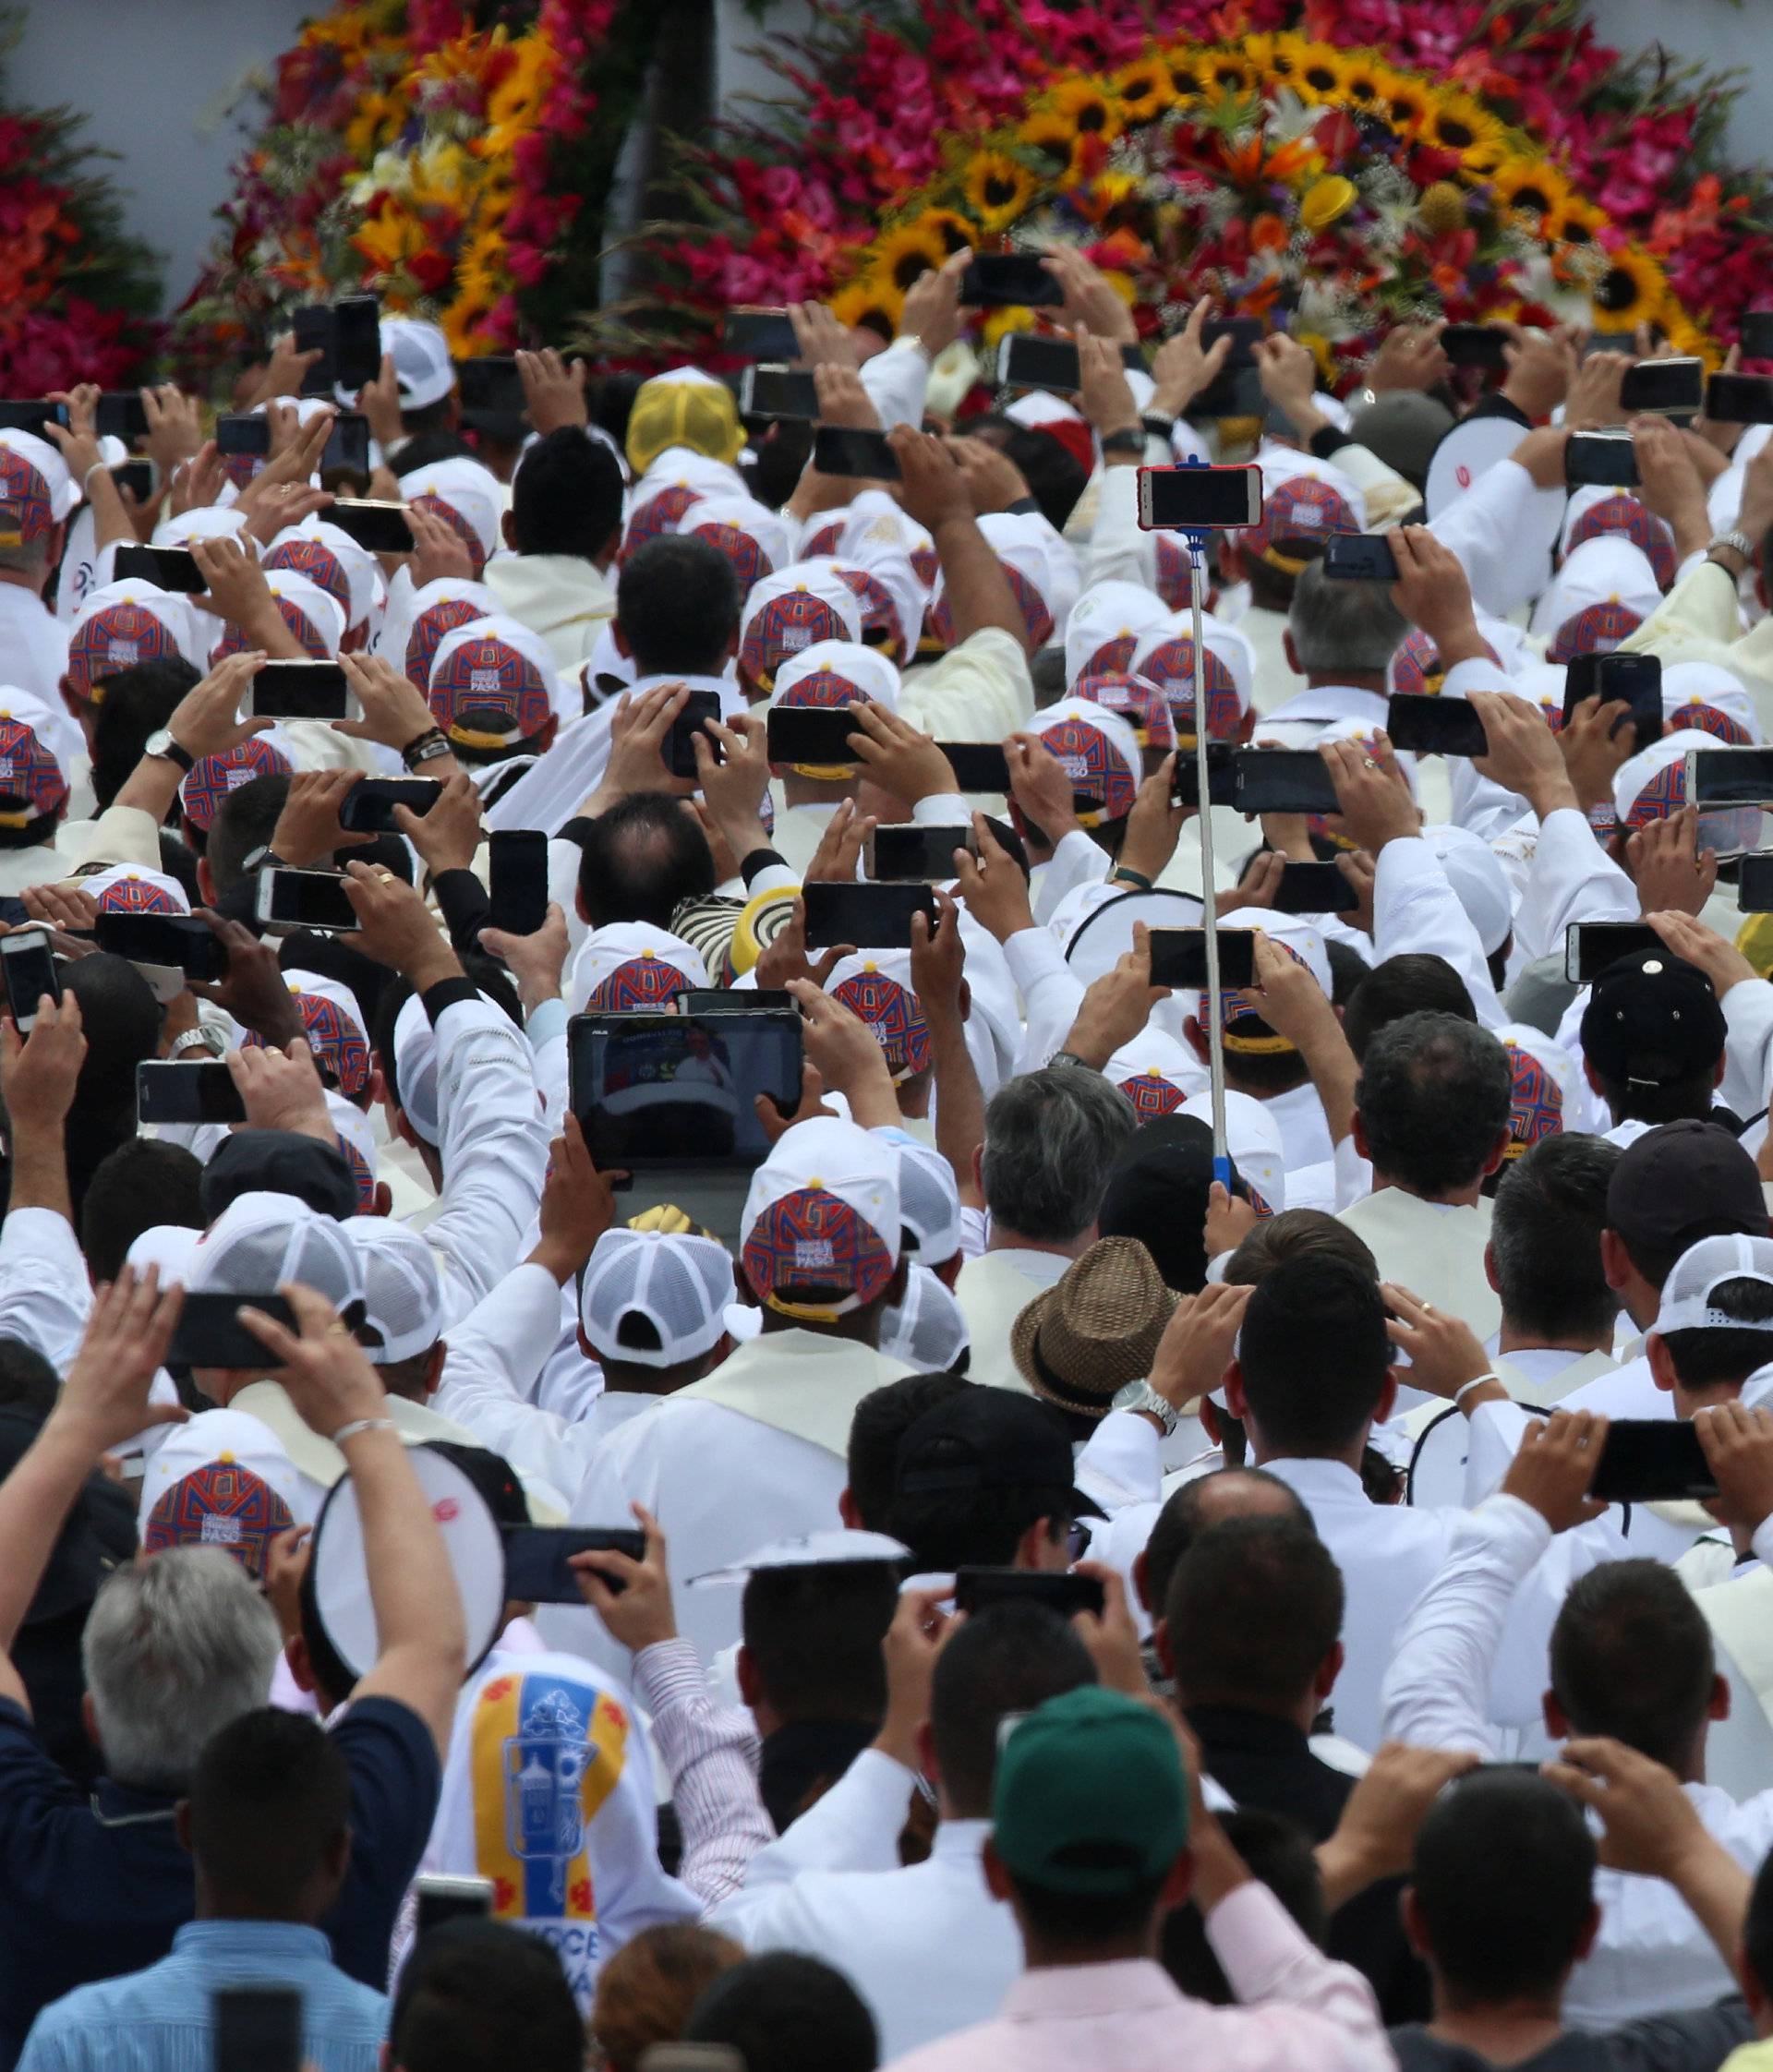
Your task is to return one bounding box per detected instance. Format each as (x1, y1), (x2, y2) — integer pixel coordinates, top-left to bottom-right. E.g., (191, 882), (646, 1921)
(1019, 109), (1087, 186)
(1301, 176), (1358, 231)
(1417, 181), (1468, 237)
(830, 277), (904, 334)
(1289, 44), (1349, 107)
(344, 87), (408, 163)
(1339, 55), (1387, 112)
(1161, 45), (1202, 103)
(1589, 247), (1670, 331)
(1489, 156), (1573, 222)
(1043, 76), (1122, 147)
(1197, 51), (1260, 104)
(1110, 53), (1174, 127)
(1420, 91), (1507, 174)
(483, 33), (557, 156)
(1268, 33), (1322, 90)
(351, 199), (422, 276)
(1375, 67), (1431, 134)
(1292, 330), (1339, 385)
(982, 305), (1038, 352)
(875, 221), (947, 296)
(1546, 193), (1606, 251)
(963, 151), (1040, 234)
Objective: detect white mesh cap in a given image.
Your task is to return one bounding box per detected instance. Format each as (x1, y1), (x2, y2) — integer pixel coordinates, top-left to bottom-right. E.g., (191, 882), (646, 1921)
(392, 992), (440, 1147)
(344, 1218), (445, 1365)
(125, 1223), (200, 1285)
(876, 1127), (962, 1266)
(579, 1227), (736, 1368)
(880, 1263), (971, 1373)
(1652, 1234), (1773, 1338)
(187, 1191), (366, 1319)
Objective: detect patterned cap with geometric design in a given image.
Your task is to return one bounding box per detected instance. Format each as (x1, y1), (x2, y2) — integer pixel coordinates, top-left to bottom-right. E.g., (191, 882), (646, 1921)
(81, 863), (188, 915)
(568, 921), (709, 1014)
(0, 438), (55, 550)
(772, 639), (900, 715)
(66, 596), (188, 700)
(1562, 488), (1676, 592)
(240, 970), (371, 1099)
(1502, 1039), (1567, 1160)
(623, 482), (705, 562)
(1028, 696), (1141, 825)
(1530, 535), (1660, 662)
(265, 535), (351, 618)
(212, 569), (344, 663)
(740, 1114), (900, 1319)
(427, 613), (558, 748)
(138, 1408), (312, 1551)
(739, 565), (863, 693)
(178, 732), (294, 835)
(0, 717), (67, 825)
(828, 955), (933, 1081)
(1244, 469), (1359, 573)
(1063, 580), (1170, 691)
(1074, 671), (1176, 753)
(1131, 616), (1255, 741)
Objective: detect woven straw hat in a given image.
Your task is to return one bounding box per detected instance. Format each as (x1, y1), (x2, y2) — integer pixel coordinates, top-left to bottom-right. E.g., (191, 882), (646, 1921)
(1010, 1236), (1178, 1419)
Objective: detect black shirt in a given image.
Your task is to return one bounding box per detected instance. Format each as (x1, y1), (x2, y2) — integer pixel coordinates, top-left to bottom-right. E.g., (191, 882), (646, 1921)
(1388, 2002), (1753, 2072)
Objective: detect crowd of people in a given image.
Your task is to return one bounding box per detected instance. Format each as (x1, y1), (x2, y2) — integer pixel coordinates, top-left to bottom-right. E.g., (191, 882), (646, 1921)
(3, 240), (1773, 2069)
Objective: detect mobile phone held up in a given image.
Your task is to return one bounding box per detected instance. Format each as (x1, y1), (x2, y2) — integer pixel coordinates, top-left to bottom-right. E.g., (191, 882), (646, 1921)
(995, 331), (1081, 397)
(113, 543), (205, 595)
(1562, 652), (1661, 747)
(665, 690), (724, 782)
(1271, 861), (1359, 915)
(1563, 922), (1664, 986)
(722, 307), (801, 362)
(93, 910), (228, 980)
(1384, 693), (1488, 759)
(802, 881), (938, 952)
(245, 661), (357, 723)
(337, 778), (442, 834)
(567, 1009), (803, 1174)
(0, 927), (59, 1032)
(325, 499), (412, 554)
(1137, 464), (1263, 533)
(951, 1568), (1105, 1618)
(1440, 324), (1511, 373)
(1564, 431), (1639, 489)
(867, 823), (974, 883)
(488, 829), (549, 936)
(959, 253), (1064, 307)
(1146, 927), (1256, 991)
(501, 1524), (645, 1604)
(812, 425), (900, 482)
(1619, 355), (1705, 417)
(256, 869), (360, 934)
(136, 1060), (247, 1127)
(1322, 534), (1399, 584)
(738, 364), (818, 422)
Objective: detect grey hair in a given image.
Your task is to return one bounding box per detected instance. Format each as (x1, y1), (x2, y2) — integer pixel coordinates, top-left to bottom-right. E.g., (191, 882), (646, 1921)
(1287, 556), (1408, 676)
(0, 537), (52, 582)
(982, 1066), (1137, 1243)
(82, 1547), (281, 1793)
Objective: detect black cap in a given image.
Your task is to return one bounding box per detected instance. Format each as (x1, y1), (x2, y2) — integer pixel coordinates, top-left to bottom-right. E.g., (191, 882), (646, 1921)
(199, 1129), (356, 1225)
(1581, 950), (1727, 1088)
(425, 1440), (530, 1530)
(1605, 1118), (1767, 1255)
(893, 1389), (1104, 1517)
(1096, 1113), (1248, 1295)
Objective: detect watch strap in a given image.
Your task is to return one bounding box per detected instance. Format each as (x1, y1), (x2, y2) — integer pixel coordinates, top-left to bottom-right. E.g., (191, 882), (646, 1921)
(1100, 428), (1146, 458)
(1708, 529), (1755, 562)
(149, 731), (195, 774)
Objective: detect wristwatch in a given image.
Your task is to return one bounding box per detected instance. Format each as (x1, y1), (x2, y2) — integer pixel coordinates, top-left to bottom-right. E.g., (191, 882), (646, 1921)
(402, 729), (453, 770)
(168, 1025), (225, 1060)
(1140, 411), (1176, 443)
(1118, 1380), (1181, 1437)
(143, 729), (194, 773)
(1100, 428), (1145, 458)
(1048, 1050), (1093, 1071)
(1707, 529), (1755, 565)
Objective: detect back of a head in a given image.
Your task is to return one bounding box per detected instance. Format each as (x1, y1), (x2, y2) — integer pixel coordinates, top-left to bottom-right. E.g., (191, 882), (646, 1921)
(740, 1562), (896, 1725)
(1550, 1560), (1715, 1770)
(1656, 1259), (1773, 1393)
(63, 953), (159, 1115)
(994, 421), (1089, 534)
(1411, 1771), (1596, 2004)
(1344, 955), (1478, 1062)
(617, 536), (742, 679)
(591, 1922), (744, 2072)
(1163, 1515), (1343, 1714)
(1238, 1253), (1391, 1457)
(683, 1950), (878, 2072)
(1606, 1119), (1769, 1289)
(90, 657), (199, 808)
(1356, 1009), (1511, 1198)
(81, 1546), (280, 1792)
(1142, 1467), (1310, 1616)
(981, 1066), (1137, 1244)
(1160, 1807), (1325, 2004)
(0, 1336), (58, 1423)
(511, 426), (623, 560)
(80, 1138), (203, 1283)
(391, 1920), (585, 2072)
(884, 1391), (1077, 1572)
(187, 1706), (348, 1916)
(1223, 1208), (1378, 1290)
(929, 1601), (1096, 1819)
(576, 791), (716, 931)
(207, 771), (293, 897)
(845, 1369), (970, 1529)
(1288, 558), (1408, 676)
(1490, 1133), (1622, 1346)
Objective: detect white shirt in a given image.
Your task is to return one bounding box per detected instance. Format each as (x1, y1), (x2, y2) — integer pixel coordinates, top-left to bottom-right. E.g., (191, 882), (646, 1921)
(1335, 1187), (1502, 1341)
(0, 1206), (91, 1372)
(954, 1247), (1072, 1393)
(0, 583), (69, 711)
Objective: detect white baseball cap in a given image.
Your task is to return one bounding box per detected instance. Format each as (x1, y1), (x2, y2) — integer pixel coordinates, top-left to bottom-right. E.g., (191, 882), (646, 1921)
(879, 1262), (971, 1373)
(1653, 1234), (1773, 1338)
(1181, 1088), (1287, 1211)
(740, 1115), (901, 1319)
(771, 638), (900, 716)
(344, 1218), (445, 1365)
(1420, 824), (1514, 957)
(392, 993), (440, 1147)
(568, 921), (708, 1013)
(379, 317), (456, 410)
(1104, 1029), (1207, 1121)
(578, 1226), (735, 1368)
(1064, 581), (1172, 689)
(398, 457), (504, 563)
(137, 1409), (311, 1566)
(187, 1191), (366, 1322)
(874, 1125), (961, 1265)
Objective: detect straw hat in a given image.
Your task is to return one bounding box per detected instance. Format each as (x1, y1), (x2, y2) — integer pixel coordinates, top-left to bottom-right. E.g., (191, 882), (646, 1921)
(1010, 1236), (1178, 1420)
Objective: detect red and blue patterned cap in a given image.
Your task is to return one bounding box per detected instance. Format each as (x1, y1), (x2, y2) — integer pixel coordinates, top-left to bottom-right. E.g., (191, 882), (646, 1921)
(1074, 671), (1176, 753)
(741, 1115), (901, 1319)
(1246, 473), (1358, 571)
(242, 979), (371, 1098)
(0, 718), (67, 825)
(1128, 636), (1244, 740)
(143, 1462), (295, 1581)
(1503, 1042), (1565, 1159)
(622, 483), (703, 561)
(66, 599), (183, 699)
(831, 961), (933, 1080)
(265, 536), (352, 618)
(1547, 597), (1645, 665)
(685, 519), (769, 597)
(585, 950), (694, 1013)
(739, 575), (861, 693)
(179, 733), (293, 835)
(0, 444), (53, 550)
(404, 595), (488, 692)
(1029, 699), (1140, 825)
(1564, 492), (1675, 591)
(408, 491), (488, 577)
(428, 618), (555, 746)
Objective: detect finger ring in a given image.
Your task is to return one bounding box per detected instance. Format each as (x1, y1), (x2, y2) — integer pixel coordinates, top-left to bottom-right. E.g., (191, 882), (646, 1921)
(373, 867), (395, 882)
(1363, 756), (1381, 770)
(1420, 1301), (1434, 1312)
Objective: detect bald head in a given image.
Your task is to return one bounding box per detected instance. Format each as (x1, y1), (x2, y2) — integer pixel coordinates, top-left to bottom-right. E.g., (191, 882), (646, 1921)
(1136, 1466), (1310, 1618)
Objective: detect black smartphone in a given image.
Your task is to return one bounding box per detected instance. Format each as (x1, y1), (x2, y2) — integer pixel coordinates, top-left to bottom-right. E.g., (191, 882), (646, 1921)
(1705, 374), (1773, 426)
(332, 294), (383, 391)
(292, 303), (335, 393)
(1563, 651), (1662, 746)
(1234, 748), (1341, 815)
(951, 1567), (1105, 1617)
(255, 869), (359, 934)
(96, 391), (149, 442)
(665, 689), (724, 782)
(766, 704), (867, 765)
(1685, 746), (1773, 809)
(213, 1984), (302, 2072)
(1591, 1419), (1716, 1503)
(488, 828), (549, 935)
(1191, 360), (1267, 421)
(1739, 853), (1773, 911)
(502, 1524), (646, 1603)
(1172, 742), (1238, 809)
(1323, 534), (1399, 584)
(813, 425), (900, 481)
(738, 365), (818, 421)
(1620, 356), (1705, 416)
(0, 927), (59, 1031)
(867, 823), (974, 881)
(214, 414), (271, 459)
(959, 254), (1064, 307)
(94, 910), (228, 980)
(169, 1292), (298, 1371)
(1563, 921), (1664, 984)
(996, 331), (1081, 395)
(1742, 313), (1773, 363)
(321, 411), (371, 476)
(1441, 323), (1511, 372)
(337, 777), (442, 833)
(1564, 431), (1639, 488)
(1272, 860), (1360, 914)
(1385, 693), (1489, 758)
(1147, 927), (1257, 990)
(325, 498), (413, 553)
(568, 1009), (803, 1170)
(722, 307), (801, 362)
(111, 460), (155, 504)
(135, 1059), (247, 1126)
(412, 1874), (496, 1940)
(457, 355), (525, 417)
(802, 880), (937, 950)
(247, 660), (353, 722)
(0, 401), (67, 437)
(678, 988), (797, 1016)
(113, 543), (205, 595)
(1137, 464), (1263, 531)
(1201, 317), (1263, 367)
(937, 741), (1011, 793)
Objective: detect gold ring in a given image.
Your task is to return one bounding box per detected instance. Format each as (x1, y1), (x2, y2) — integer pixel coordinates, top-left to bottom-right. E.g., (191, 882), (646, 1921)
(372, 867), (395, 882)
(1363, 756), (1381, 770)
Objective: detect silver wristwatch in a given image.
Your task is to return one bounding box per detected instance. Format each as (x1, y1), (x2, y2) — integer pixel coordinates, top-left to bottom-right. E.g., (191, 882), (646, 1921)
(168, 1025), (225, 1060)
(1707, 528), (1754, 562)
(1117, 1379), (1181, 1437)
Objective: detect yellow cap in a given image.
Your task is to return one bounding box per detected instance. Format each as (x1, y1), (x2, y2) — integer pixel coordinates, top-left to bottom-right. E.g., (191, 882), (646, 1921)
(730, 885), (801, 976)
(1736, 912), (1773, 978)
(625, 379), (745, 476)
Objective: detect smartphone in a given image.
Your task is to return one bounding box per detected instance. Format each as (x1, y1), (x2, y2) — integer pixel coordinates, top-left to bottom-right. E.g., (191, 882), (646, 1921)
(677, 989), (797, 1016)
(255, 868), (360, 934)
(996, 332), (1081, 396)
(292, 303), (335, 393)
(135, 1059), (247, 1126)
(1590, 1419), (1716, 1503)
(321, 411), (370, 477)
(457, 355), (525, 417)
(110, 460), (155, 504)
(738, 364), (818, 421)
(567, 1009), (803, 1171)
(1563, 921), (1665, 984)
(1620, 356), (1705, 416)
(412, 1874), (496, 1940)
(325, 498), (413, 554)
(212, 1984), (302, 2072)
(95, 391), (149, 442)
(1684, 746), (1773, 809)
(936, 741), (1011, 793)
(168, 1292), (298, 1371)
(214, 414), (271, 459)
(0, 928), (59, 1031)
(113, 543), (205, 595)
(501, 1524), (645, 1603)
(813, 425), (900, 481)
(337, 777), (442, 833)
(802, 880), (937, 951)
(1563, 651), (1662, 746)
(665, 689), (724, 782)
(1441, 323), (1511, 372)
(867, 823), (974, 881)
(1742, 313), (1773, 363)
(1705, 373), (1773, 426)
(1192, 361), (1267, 421)
(332, 294), (383, 391)
(1172, 742), (1238, 809)
(246, 660), (355, 722)
(766, 704), (867, 765)
(1564, 431), (1639, 488)
(959, 254), (1064, 307)
(0, 401), (67, 437)
(1272, 860), (1360, 914)
(951, 1567), (1106, 1617)
(1146, 927), (1257, 990)
(1385, 693), (1489, 758)
(1323, 534), (1399, 584)
(93, 910), (228, 980)
(722, 307), (801, 362)
(1201, 318), (1264, 367)
(1137, 464), (1264, 532)
(1234, 748), (1340, 815)
(1739, 853), (1773, 911)
(488, 828), (549, 936)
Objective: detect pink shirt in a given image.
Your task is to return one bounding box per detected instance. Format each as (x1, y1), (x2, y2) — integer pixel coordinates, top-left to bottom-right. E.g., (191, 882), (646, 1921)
(881, 1882), (1392, 2072)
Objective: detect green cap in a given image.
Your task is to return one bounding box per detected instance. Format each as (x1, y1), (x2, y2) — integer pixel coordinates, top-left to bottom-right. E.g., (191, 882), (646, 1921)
(992, 1686), (1189, 1896)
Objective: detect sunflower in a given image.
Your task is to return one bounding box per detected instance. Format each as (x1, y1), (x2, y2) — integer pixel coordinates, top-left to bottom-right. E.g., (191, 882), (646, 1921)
(1420, 91), (1508, 173)
(982, 304), (1038, 352)
(1589, 246), (1670, 329)
(829, 276), (904, 335)
(1489, 155), (1573, 223)
(1043, 77), (1122, 147)
(1111, 53), (1174, 128)
(1339, 55), (1387, 112)
(1161, 44), (1202, 104)
(918, 208), (977, 258)
(1289, 43), (1349, 107)
(1376, 67), (1431, 135)
(963, 151), (1041, 233)
(1198, 51), (1260, 104)
(1267, 33), (1322, 90)
(874, 221), (948, 295)
(1546, 194), (1606, 250)
(1018, 109), (1086, 186)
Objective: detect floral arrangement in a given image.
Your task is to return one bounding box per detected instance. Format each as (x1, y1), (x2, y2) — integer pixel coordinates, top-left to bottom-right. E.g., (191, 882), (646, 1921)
(610, 0), (1773, 381)
(0, 7), (159, 392)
